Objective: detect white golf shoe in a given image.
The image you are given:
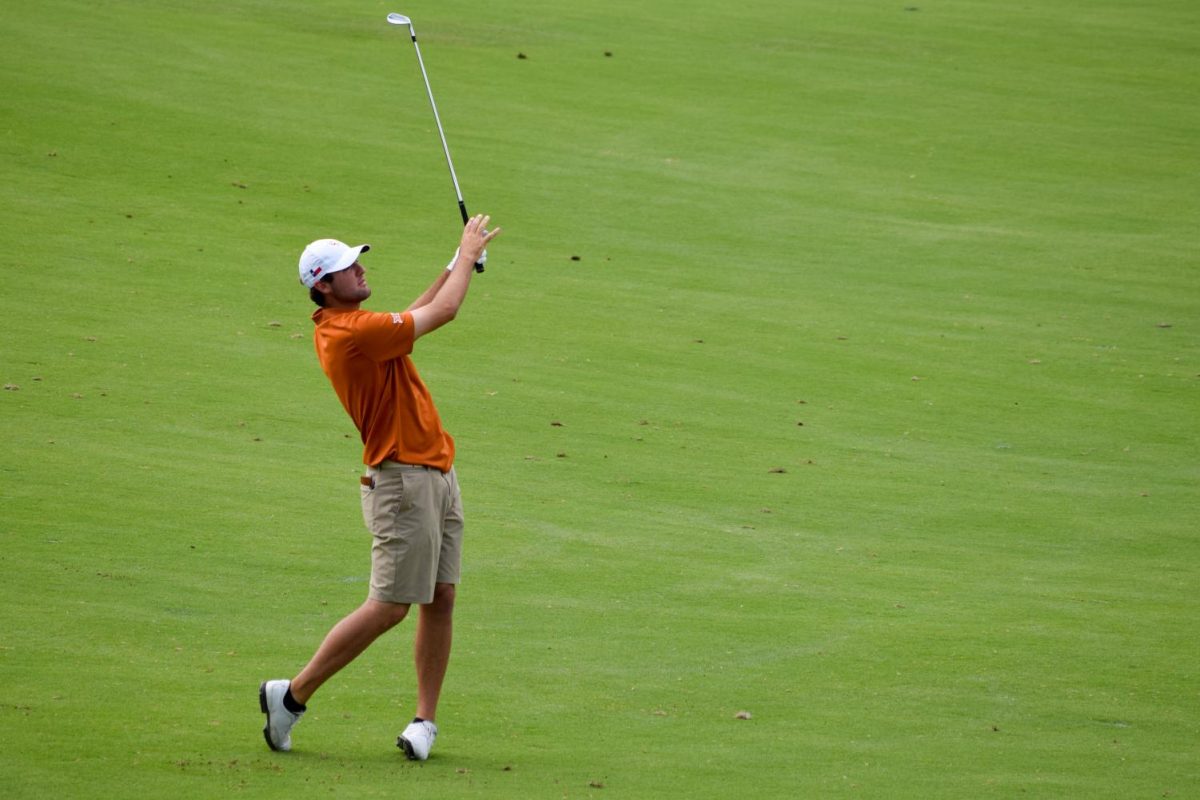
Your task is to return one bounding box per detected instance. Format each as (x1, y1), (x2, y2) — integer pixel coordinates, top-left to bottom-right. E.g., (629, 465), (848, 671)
(259, 680), (303, 751)
(398, 719), (438, 761)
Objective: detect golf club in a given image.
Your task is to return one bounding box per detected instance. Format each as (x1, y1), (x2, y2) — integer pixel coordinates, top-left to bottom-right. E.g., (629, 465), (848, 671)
(386, 12), (484, 273)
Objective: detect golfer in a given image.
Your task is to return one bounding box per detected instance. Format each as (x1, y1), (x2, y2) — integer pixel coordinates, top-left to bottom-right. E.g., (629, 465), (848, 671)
(260, 214), (501, 760)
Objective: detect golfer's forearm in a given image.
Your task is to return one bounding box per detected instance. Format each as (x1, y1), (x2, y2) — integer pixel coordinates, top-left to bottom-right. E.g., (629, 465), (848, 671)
(431, 264), (473, 317)
(406, 270), (453, 312)
(410, 265), (473, 336)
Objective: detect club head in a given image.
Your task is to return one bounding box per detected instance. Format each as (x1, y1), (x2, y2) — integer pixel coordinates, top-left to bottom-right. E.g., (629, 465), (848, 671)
(386, 13), (412, 26)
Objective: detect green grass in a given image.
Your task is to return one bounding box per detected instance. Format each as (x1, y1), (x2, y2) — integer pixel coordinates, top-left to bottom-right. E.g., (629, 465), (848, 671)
(2, 0), (1197, 797)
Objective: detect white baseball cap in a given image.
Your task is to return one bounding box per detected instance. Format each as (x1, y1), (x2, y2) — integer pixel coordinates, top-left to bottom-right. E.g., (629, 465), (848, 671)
(298, 239), (371, 288)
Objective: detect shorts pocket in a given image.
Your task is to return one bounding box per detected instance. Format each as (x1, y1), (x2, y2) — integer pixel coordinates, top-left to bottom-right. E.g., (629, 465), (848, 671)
(361, 469), (410, 534)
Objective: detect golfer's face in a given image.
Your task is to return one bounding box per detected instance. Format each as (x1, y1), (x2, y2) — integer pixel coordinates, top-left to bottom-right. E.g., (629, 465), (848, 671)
(330, 263), (371, 304)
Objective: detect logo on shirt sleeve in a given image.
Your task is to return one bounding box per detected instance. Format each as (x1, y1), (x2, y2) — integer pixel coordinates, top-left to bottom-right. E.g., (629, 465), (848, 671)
(391, 312), (403, 325)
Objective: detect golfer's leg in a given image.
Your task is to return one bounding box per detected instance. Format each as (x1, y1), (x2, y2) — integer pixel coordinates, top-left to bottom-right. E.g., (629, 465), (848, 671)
(291, 598), (410, 704)
(414, 583), (455, 721)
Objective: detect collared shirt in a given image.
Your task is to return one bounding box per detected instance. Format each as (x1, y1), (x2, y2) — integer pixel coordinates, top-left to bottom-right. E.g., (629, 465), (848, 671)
(311, 307), (454, 470)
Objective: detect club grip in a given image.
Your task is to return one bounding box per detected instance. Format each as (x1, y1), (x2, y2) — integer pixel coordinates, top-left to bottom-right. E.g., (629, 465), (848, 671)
(458, 200), (485, 273)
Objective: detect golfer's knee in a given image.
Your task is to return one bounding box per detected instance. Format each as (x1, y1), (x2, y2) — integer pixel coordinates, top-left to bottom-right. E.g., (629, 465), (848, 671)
(366, 598), (410, 629)
(428, 583), (456, 614)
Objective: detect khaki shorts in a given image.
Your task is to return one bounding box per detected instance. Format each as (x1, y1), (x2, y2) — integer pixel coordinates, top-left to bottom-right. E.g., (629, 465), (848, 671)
(360, 462), (464, 605)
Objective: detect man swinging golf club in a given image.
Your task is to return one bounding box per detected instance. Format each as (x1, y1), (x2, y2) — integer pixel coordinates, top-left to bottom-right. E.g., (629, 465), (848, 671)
(260, 213), (501, 759)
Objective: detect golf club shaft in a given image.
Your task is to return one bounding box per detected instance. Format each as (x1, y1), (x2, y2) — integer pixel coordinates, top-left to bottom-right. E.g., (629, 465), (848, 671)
(403, 22), (484, 272)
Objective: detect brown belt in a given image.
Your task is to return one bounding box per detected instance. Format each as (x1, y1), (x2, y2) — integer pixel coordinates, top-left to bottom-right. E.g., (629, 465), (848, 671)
(373, 460), (438, 471)
(361, 461), (443, 488)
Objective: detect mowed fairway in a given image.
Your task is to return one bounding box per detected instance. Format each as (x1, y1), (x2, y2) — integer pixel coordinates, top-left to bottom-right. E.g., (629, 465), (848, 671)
(2, 0), (1197, 797)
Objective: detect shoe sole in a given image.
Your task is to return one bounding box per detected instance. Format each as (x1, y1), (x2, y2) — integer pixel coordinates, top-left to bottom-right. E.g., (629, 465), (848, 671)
(259, 682), (280, 752)
(397, 735), (417, 760)
(398, 735), (426, 761)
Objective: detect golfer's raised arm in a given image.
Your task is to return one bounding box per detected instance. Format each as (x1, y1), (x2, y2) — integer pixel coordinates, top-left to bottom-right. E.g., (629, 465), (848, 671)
(410, 215), (501, 339)
(406, 268), (452, 312)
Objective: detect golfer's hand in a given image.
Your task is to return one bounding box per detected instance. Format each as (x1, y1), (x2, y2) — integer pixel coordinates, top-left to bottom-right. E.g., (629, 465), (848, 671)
(457, 214), (502, 268)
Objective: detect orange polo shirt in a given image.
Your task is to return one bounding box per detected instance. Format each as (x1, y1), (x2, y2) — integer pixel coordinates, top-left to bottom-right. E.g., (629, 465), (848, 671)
(311, 307), (455, 470)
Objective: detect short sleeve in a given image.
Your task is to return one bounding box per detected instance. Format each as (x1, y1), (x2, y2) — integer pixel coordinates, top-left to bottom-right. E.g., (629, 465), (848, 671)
(352, 310), (416, 362)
